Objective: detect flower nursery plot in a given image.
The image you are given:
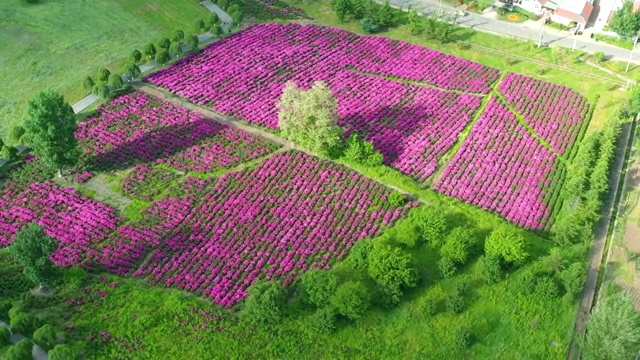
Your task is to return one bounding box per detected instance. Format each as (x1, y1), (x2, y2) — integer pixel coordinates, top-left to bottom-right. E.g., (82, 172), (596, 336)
(434, 98), (558, 229)
(132, 151), (415, 306)
(498, 73), (590, 154)
(146, 23), (495, 181)
(0, 152), (414, 306)
(75, 91), (279, 171)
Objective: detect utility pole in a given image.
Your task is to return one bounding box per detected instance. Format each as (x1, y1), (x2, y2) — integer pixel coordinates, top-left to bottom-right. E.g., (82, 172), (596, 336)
(626, 35), (638, 73)
(538, 21), (545, 48)
(572, 28), (579, 52)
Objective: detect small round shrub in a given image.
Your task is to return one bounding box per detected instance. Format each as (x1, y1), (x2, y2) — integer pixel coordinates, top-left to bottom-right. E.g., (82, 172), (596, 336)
(361, 18), (379, 33)
(10, 312), (38, 337)
(4, 339), (32, 360)
(0, 300), (12, 319)
(49, 343), (80, 360)
(438, 257), (456, 278)
(445, 292), (464, 314)
(0, 326), (11, 347)
(419, 296), (437, 316)
(478, 255), (502, 284)
(534, 276), (559, 300)
(387, 191), (406, 207)
(309, 307), (336, 334)
(452, 327), (472, 349)
(33, 324), (57, 351)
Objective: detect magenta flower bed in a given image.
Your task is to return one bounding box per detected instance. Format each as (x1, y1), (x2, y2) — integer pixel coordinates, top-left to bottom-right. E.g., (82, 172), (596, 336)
(434, 98), (557, 229)
(0, 152), (414, 306)
(131, 151), (416, 306)
(146, 24), (492, 180)
(499, 73), (589, 153)
(0, 181), (121, 258)
(75, 92), (278, 172)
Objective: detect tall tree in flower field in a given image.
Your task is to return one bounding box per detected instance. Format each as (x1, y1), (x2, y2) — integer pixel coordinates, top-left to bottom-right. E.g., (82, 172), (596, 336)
(23, 90), (79, 176)
(10, 223), (59, 288)
(277, 81), (343, 156)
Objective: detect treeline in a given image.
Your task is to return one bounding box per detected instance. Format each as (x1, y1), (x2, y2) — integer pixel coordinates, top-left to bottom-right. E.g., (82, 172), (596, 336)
(551, 114), (623, 245)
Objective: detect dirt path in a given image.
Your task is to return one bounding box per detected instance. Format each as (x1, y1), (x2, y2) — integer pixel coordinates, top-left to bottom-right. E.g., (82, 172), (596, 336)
(567, 120), (636, 359)
(134, 83), (428, 205)
(83, 173), (131, 211)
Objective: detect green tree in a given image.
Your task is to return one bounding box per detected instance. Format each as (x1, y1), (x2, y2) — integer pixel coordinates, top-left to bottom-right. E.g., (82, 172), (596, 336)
(309, 307), (336, 334)
(123, 63), (141, 81)
(211, 24), (224, 38)
(108, 73), (124, 89)
(155, 50), (171, 65)
(32, 324), (57, 351)
(227, 4), (241, 14)
(169, 41), (182, 57)
(82, 76), (94, 93)
(331, 281), (371, 320)
(343, 134), (383, 166)
(334, 0), (351, 22)
(4, 339), (33, 360)
(0, 327), (10, 347)
(376, 0), (395, 28)
(194, 18), (206, 33)
(541, 247), (566, 274)
(610, 0), (640, 38)
(130, 49), (142, 64)
(484, 225), (528, 266)
(478, 255), (502, 284)
(173, 29), (185, 43)
(560, 262), (586, 297)
(367, 244), (418, 305)
(10, 312), (39, 336)
(361, 17), (379, 33)
(419, 210), (448, 248)
(419, 296), (437, 316)
(23, 91), (79, 175)
(143, 43), (157, 59)
(0, 145), (18, 160)
(10, 224), (58, 287)
(7, 125), (26, 145)
(240, 280), (286, 325)
(49, 344), (80, 360)
(445, 291), (464, 313)
(533, 275), (559, 300)
(97, 68), (110, 82)
(277, 81), (344, 156)
(208, 12), (220, 26)
(301, 270), (339, 307)
(407, 8), (425, 34)
(440, 227), (476, 265)
(156, 37), (171, 50)
(92, 83), (110, 99)
(582, 291), (640, 360)
(185, 34), (199, 50)
(217, 0), (228, 10)
(232, 11), (244, 26)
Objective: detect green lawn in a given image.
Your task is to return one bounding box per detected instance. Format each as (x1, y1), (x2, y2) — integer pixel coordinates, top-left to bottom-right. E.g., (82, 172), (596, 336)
(0, 0), (210, 138)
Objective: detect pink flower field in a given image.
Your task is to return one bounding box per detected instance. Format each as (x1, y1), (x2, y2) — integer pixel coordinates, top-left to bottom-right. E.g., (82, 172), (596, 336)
(76, 92), (279, 172)
(434, 98), (558, 229)
(0, 152), (414, 306)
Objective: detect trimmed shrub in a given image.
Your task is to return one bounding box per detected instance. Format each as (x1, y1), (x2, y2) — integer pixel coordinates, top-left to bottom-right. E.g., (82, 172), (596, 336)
(309, 307), (336, 334)
(4, 339), (32, 360)
(331, 281), (371, 320)
(32, 324), (57, 351)
(0, 326), (11, 347)
(301, 270), (339, 308)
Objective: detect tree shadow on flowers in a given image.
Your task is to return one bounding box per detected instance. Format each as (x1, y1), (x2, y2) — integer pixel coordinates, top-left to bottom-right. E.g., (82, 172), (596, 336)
(87, 118), (226, 172)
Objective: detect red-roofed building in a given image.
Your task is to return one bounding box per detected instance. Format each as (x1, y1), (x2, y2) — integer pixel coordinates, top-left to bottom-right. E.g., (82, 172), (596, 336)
(538, 0), (594, 27)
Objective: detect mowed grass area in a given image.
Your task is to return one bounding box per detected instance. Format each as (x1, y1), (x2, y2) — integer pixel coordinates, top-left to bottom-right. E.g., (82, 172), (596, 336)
(0, 0), (210, 137)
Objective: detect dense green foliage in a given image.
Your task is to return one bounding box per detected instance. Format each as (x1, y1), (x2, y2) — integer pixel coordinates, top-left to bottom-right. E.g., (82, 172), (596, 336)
(32, 324), (58, 350)
(23, 90), (79, 174)
(277, 81), (343, 156)
(0, 327), (10, 347)
(582, 290), (640, 359)
(610, 0), (640, 38)
(4, 339), (33, 360)
(367, 244), (418, 305)
(300, 270), (339, 307)
(240, 281), (287, 325)
(9, 223), (58, 287)
(484, 225), (528, 266)
(330, 281), (371, 320)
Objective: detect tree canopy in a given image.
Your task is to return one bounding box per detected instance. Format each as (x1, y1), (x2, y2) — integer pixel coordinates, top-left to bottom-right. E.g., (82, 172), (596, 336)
(23, 90), (79, 174)
(330, 281), (371, 320)
(610, 0), (640, 38)
(367, 244), (418, 305)
(582, 290), (640, 360)
(240, 280), (286, 325)
(277, 81), (344, 156)
(484, 225), (528, 266)
(301, 270), (339, 307)
(10, 223), (58, 286)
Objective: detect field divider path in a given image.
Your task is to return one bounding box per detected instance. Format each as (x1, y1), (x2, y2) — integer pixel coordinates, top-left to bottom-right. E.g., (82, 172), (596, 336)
(133, 82), (429, 205)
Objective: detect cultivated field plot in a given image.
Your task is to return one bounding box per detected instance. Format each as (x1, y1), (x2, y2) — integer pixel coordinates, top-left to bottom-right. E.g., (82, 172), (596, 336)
(76, 91), (279, 172)
(146, 23), (591, 228)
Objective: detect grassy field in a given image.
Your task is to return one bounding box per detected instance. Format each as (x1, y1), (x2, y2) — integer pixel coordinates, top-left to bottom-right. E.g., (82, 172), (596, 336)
(0, 0), (210, 138)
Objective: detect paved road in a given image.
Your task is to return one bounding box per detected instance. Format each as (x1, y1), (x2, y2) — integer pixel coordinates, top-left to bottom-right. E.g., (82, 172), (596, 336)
(389, 0), (640, 63)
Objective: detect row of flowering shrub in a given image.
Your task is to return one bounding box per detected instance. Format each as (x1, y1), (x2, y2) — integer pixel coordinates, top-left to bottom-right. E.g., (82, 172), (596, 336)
(146, 24), (488, 180)
(434, 98), (557, 229)
(498, 73), (589, 154)
(132, 151), (416, 306)
(75, 92), (279, 172)
(0, 152), (414, 306)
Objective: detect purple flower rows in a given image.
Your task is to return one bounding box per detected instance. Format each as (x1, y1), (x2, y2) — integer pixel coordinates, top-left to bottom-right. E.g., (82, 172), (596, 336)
(131, 151), (416, 306)
(434, 98), (556, 229)
(499, 73), (589, 153)
(146, 24), (489, 180)
(75, 92), (278, 171)
(0, 151), (414, 306)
